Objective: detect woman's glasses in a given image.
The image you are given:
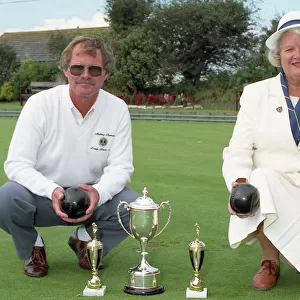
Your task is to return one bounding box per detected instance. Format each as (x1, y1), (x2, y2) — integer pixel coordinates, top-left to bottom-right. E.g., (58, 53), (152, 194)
(68, 64), (104, 77)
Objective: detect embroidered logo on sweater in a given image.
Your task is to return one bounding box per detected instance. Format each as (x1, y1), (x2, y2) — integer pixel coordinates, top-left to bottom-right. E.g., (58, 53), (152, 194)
(99, 137), (108, 146)
(89, 132), (115, 152)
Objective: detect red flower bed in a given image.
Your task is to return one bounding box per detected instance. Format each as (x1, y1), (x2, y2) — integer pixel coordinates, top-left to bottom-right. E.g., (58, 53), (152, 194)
(117, 93), (201, 106)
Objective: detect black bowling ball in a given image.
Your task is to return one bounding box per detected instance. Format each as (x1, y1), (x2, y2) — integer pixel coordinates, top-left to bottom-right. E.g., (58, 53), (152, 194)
(61, 187), (90, 218)
(230, 183), (260, 215)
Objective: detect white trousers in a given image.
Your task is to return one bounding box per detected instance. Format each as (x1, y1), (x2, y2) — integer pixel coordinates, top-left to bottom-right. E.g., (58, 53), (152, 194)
(229, 168), (300, 271)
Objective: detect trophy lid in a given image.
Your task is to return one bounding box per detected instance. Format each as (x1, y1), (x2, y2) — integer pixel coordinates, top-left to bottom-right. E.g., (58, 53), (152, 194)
(128, 187), (160, 210)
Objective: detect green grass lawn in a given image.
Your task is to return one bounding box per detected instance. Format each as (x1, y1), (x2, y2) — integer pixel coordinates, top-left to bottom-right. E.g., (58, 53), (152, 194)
(0, 119), (298, 299)
(0, 101), (23, 109)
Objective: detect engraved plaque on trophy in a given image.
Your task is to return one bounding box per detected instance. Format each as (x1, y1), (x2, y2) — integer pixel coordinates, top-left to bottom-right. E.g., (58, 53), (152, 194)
(83, 222), (107, 297)
(117, 187), (172, 295)
(186, 223), (207, 298)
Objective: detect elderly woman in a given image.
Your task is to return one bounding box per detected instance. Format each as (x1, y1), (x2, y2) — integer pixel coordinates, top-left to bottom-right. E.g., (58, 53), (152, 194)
(223, 11), (300, 291)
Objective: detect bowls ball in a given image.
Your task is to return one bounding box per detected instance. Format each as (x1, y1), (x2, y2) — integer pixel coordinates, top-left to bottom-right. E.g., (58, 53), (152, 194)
(230, 183), (260, 215)
(61, 187), (90, 218)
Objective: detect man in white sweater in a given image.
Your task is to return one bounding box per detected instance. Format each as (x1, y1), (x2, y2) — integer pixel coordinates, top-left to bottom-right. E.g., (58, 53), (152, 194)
(0, 35), (140, 277)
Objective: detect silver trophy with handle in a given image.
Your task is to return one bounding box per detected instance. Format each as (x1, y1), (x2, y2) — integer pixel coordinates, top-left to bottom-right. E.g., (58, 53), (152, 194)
(117, 187), (172, 295)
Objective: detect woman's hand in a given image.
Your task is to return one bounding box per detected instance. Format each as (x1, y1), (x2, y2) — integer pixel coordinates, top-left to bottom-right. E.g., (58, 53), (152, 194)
(228, 178), (251, 219)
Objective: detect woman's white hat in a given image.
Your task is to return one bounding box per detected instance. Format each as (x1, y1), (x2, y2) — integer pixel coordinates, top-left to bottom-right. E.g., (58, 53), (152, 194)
(266, 11), (300, 50)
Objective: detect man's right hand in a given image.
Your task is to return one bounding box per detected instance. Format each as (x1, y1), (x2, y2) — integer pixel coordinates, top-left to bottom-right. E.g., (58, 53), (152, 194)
(52, 187), (71, 222)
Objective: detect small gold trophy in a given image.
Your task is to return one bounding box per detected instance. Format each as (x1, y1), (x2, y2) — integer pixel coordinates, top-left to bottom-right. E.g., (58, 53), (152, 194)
(186, 223), (207, 298)
(83, 222), (107, 297)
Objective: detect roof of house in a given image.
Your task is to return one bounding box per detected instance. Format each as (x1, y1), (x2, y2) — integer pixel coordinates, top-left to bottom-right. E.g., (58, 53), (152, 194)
(0, 26), (110, 62)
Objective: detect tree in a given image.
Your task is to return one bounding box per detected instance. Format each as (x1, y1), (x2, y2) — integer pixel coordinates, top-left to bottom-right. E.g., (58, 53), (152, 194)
(0, 44), (20, 86)
(227, 14), (281, 88)
(147, 0), (257, 88)
(11, 59), (61, 90)
(105, 0), (155, 34)
(193, 14), (282, 108)
(107, 27), (162, 94)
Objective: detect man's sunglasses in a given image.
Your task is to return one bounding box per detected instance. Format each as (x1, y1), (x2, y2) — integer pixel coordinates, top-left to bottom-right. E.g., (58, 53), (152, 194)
(68, 64), (105, 77)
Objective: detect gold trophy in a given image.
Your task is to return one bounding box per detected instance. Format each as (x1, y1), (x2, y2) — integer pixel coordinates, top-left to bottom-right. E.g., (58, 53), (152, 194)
(186, 224), (207, 298)
(117, 187), (172, 295)
(83, 222), (107, 297)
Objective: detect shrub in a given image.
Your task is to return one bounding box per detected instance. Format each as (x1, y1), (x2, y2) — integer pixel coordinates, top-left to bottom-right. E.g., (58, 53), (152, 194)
(0, 82), (17, 102)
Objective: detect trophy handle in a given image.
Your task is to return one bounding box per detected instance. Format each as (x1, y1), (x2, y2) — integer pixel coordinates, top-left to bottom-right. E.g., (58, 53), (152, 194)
(117, 201), (134, 238)
(155, 201), (172, 237)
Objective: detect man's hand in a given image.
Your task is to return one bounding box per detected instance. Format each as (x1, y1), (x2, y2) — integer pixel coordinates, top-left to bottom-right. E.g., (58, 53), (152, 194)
(52, 185), (100, 223)
(52, 187), (70, 221)
(76, 183), (100, 222)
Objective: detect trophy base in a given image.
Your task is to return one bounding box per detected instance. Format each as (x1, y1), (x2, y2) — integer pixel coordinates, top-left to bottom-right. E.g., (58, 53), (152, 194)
(124, 264), (164, 295)
(186, 287), (207, 298)
(83, 286), (107, 297)
(124, 284), (165, 295)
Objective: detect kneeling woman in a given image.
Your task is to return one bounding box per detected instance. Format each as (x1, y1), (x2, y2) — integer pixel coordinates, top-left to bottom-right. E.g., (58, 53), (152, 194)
(223, 11), (300, 291)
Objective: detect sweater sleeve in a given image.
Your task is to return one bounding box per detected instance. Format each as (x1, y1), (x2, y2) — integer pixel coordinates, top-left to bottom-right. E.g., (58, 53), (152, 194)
(4, 95), (60, 199)
(222, 85), (255, 192)
(92, 105), (134, 205)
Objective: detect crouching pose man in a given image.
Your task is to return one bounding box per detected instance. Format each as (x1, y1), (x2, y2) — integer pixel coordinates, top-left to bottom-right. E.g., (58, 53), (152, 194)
(0, 34), (139, 277)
